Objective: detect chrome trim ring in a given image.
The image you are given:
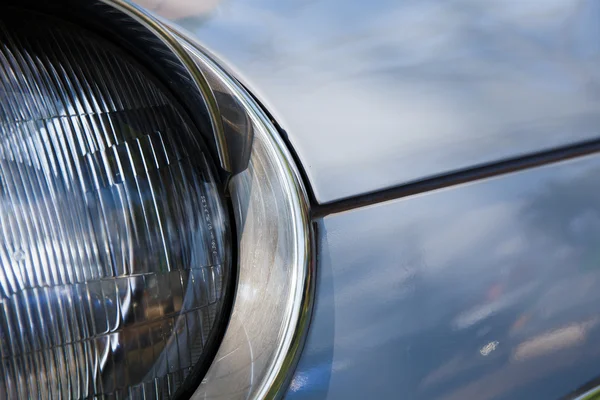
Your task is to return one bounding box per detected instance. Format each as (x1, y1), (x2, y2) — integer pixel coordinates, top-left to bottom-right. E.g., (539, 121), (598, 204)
(102, 0), (230, 171)
(178, 40), (314, 400)
(572, 385), (600, 400)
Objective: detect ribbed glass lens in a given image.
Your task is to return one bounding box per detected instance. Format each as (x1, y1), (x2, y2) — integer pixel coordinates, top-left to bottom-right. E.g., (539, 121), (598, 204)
(0, 11), (229, 399)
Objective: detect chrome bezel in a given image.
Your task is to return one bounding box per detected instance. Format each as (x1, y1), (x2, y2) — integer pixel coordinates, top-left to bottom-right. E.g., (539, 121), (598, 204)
(176, 38), (314, 400)
(101, 1), (314, 397)
(24, 0), (314, 396)
(96, 2), (314, 397)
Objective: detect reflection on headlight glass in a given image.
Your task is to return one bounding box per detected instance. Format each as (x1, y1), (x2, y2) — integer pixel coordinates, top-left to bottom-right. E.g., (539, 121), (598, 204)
(0, 10), (229, 399)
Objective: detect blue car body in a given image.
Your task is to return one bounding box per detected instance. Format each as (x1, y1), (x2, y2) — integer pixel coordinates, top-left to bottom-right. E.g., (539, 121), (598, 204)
(162, 1), (600, 398)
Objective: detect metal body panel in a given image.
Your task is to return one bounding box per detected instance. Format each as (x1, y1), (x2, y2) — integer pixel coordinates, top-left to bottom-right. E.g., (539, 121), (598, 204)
(288, 154), (600, 399)
(166, 0), (600, 202)
(146, 1), (600, 398)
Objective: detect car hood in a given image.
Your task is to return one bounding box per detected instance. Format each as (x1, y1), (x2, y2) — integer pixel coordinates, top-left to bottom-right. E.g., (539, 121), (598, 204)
(159, 0), (600, 203)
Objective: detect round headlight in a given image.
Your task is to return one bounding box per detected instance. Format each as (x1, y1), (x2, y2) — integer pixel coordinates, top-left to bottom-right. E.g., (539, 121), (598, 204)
(0, 8), (230, 399)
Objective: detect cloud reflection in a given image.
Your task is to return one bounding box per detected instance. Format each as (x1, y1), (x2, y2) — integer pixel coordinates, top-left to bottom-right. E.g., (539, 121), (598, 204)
(291, 154), (600, 399)
(179, 0), (600, 201)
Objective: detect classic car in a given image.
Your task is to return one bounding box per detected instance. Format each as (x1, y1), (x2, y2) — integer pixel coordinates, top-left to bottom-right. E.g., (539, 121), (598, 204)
(1, 0), (600, 399)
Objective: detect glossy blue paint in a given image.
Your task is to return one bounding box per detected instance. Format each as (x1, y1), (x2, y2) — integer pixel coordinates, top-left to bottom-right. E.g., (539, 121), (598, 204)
(288, 154), (600, 399)
(173, 0), (600, 202)
(153, 1), (600, 398)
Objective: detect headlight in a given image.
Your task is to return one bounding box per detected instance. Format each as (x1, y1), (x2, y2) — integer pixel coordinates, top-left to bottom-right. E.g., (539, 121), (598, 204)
(0, 1), (313, 400)
(0, 5), (231, 399)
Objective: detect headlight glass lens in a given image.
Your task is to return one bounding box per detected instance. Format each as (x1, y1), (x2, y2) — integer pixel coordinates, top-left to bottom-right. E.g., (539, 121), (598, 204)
(0, 10), (229, 399)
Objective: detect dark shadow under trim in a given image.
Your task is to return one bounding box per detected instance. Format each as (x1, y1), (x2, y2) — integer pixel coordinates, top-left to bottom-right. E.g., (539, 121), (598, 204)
(311, 137), (600, 218)
(174, 194), (239, 400)
(239, 82), (319, 207)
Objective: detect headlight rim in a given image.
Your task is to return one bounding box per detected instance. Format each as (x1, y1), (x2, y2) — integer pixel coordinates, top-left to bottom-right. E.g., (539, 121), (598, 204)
(174, 32), (315, 400)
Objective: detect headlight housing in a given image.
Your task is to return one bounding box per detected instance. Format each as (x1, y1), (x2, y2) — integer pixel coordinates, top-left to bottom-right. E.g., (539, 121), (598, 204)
(0, 1), (313, 399)
(0, 6), (231, 399)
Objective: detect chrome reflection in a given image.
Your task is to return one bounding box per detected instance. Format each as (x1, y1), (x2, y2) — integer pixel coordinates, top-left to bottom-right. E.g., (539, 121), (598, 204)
(176, 37), (314, 400)
(573, 385), (600, 400)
